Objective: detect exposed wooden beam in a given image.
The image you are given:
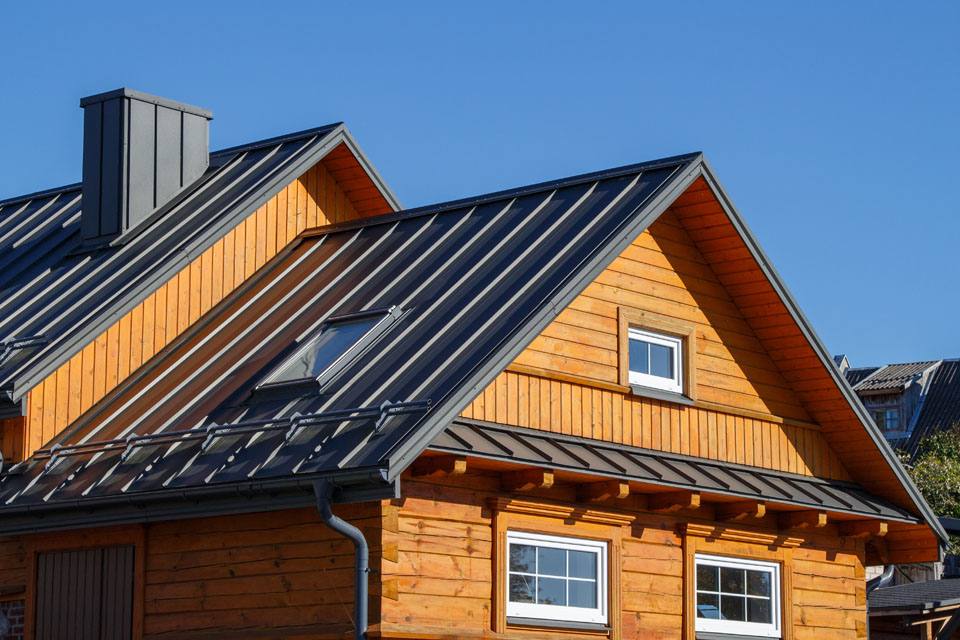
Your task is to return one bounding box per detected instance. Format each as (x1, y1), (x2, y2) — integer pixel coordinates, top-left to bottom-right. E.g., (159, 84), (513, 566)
(716, 500), (766, 522)
(839, 520), (888, 538)
(649, 490), (700, 513)
(869, 537), (891, 565)
(501, 468), (554, 492)
(779, 510), (827, 530)
(411, 455), (467, 478)
(577, 480), (630, 502)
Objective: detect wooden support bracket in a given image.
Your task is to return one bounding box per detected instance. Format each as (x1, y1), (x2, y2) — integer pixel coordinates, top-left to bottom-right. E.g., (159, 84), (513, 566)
(779, 510), (828, 530)
(501, 468), (554, 492)
(839, 520), (888, 539)
(411, 454), (467, 478)
(577, 480), (630, 502)
(869, 537), (891, 565)
(716, 500), (766, 522)
(649, 490), (700, 513)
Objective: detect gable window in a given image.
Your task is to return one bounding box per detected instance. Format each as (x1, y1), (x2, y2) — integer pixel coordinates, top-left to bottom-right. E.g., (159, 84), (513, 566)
(872, 409), (899, 432)
(259, 307), (400, 390)
(695, 554), (781, 638)
(506, 531), (607, 625)
(628, 328), (682, 393)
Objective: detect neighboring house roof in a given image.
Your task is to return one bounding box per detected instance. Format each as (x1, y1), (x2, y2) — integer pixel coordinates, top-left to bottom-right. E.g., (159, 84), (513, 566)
(844, 366), (879, 387)
(853, 361), (939, 393)
(0, 150), (945, 552)
(432, 419), (920, 523)
(905, 359), (960, 455)
(869, 580), (960, 612)
(0, 124), (399, 407)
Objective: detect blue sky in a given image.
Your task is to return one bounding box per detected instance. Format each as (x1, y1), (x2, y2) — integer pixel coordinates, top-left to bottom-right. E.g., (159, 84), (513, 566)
(2, 2), (958, 367)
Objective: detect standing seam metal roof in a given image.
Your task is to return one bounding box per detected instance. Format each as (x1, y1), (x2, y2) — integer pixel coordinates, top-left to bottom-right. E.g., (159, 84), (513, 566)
(0, 154), (701, 526)
(905, 359), (960, 455)
(0, 124), (398, 402)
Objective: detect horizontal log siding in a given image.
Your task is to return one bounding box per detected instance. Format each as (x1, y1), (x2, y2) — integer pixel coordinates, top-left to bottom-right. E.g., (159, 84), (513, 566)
(141, 505), (382, 637)
(462, 369), (850, 480)
(382, 474), (868, 640)
(16, 159), (370, 461)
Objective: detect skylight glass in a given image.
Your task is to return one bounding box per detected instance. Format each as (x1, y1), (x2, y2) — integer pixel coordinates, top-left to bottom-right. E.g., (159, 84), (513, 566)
(261, 313), (388, 388)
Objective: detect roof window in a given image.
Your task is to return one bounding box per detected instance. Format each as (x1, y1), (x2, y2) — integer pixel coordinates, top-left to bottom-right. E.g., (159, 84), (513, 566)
(259, 307), (400, 390)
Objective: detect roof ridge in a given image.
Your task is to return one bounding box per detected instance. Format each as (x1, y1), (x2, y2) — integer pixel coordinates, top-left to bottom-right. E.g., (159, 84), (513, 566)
(0, 122), (345, 208)
(301, 152), (704, 239)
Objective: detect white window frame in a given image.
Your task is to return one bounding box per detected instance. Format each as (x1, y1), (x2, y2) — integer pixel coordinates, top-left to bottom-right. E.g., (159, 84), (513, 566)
(505, 531), (608, 625)
(628, 328), (683, 394)
(695, 554), (781, 638)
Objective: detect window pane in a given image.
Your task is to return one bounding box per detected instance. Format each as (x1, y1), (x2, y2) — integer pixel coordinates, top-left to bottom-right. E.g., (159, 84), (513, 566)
(748, 597), (772, 623)
(537, 577), (567, 606)
(569, 579), (597, 608)
(537, 547), (566, 577)
(509, 544), (536, 573)
(269, 317), (379, 382)
(697, 593), (720, 618)
(721, 595), (746, 621)
(747, 570), (771, 597)
(721, 567), (745, 594)
(568, 550), (597, 579)
(649, 343), (674, 379)
(509, 574), (535, 603)
(697, 564), (718, 592)
(629, 339), (649, 375)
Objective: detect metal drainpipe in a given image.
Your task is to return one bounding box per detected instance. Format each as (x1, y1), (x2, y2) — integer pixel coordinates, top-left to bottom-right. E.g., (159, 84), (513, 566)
(865, 565), (895, 639)
(314, 480), (369, 640)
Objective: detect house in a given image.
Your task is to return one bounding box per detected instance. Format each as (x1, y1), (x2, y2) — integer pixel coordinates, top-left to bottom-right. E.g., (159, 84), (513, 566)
(0, 89), (946, 640)
(836, 358), (960, 454)
(868, 578), (960, 639)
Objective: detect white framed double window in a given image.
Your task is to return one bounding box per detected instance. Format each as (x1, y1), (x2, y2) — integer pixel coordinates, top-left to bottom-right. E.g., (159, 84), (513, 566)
(695, 554), (781, 638)
(506, 531), (608, 625)
(628, 328), (683, 393)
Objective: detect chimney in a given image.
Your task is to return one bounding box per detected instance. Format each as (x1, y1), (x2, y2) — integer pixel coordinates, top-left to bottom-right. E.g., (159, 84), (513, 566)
(79, 89), (213, 243)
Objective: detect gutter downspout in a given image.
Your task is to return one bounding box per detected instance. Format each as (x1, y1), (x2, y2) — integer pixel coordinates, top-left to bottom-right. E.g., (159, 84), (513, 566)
(314, 479), (369, 640)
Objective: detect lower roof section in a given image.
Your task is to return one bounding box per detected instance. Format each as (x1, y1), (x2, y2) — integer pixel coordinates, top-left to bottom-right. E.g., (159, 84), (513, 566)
(430, 417), (921, 524)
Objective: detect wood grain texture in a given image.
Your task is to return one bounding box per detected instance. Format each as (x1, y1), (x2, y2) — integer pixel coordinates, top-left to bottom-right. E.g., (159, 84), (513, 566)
(16, 157), (380, 460)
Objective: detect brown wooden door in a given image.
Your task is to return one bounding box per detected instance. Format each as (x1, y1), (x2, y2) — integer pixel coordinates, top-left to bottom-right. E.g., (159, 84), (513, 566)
(34, 545), (134, 640)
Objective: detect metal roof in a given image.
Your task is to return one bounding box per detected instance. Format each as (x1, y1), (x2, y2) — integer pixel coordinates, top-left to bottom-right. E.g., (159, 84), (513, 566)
(869, 580), (960, 612)
(905, 359), (960, 455)
(0, 123), (400, 404)
(431, 419), (920, 523)
(0, 154), (702, 532)
(854, 361), (939, 393)
(844, 367), (879, 387)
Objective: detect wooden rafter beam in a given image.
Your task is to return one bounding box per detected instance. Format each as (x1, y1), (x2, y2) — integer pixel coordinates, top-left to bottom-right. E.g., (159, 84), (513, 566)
(649, 490), (700, 513)
(779, 510), (828, 530)
(577, 480), (630, 502)
(869, 537), (891, 564)
(411, 455), (467, 478)
(501, 468), (554, 492)
(716, 500), (766, 522)
(839, 520), (888, 539)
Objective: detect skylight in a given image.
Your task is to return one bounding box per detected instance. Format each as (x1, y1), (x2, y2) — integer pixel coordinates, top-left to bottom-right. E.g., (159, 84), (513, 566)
(260, 307), (399, 389)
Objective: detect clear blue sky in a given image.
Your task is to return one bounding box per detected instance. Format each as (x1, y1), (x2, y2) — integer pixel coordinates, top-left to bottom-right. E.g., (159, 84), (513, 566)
(2, 2), (958, 368)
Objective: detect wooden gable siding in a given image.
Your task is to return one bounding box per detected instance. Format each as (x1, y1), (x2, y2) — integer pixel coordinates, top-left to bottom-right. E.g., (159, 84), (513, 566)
(668, 178), (913, 507)
(462, 204), (851, 481)
(9, 148), (383, 462)
(383, 472), (869, 640)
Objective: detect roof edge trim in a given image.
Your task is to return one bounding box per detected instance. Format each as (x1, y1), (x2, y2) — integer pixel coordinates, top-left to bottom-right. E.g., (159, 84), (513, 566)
(695, 159), (949, 548)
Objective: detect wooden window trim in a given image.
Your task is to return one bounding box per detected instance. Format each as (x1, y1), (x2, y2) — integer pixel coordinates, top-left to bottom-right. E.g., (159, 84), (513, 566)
(618, 308), (698, 402)
(493, 503), (623, 640)
(680, 527), (794, 640)
(24, 525), (145, 640)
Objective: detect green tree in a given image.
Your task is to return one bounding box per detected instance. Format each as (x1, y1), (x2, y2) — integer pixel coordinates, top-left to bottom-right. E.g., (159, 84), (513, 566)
(900, 423), (960, 554)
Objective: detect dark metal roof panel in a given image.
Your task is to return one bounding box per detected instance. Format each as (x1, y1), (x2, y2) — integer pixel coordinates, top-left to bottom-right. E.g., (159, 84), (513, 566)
(429, 419), (920, 523)
(905, 359), (960, 455)
(0, 156), (699, 522)
(844, 367), (879, 387)
(0, 124), (361, 399)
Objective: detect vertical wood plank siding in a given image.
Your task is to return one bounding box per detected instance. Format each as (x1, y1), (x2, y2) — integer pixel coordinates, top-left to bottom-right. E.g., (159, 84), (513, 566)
(382, 475), (868, 640)
(13, 159), (372, 460)
(463, 207), (851, 480)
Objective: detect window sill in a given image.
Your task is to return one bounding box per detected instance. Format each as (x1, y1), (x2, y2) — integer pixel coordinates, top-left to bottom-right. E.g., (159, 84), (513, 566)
(697, 632), (781, 640)
(507, 617), (610, 633)
(629, 385), (695, 407)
